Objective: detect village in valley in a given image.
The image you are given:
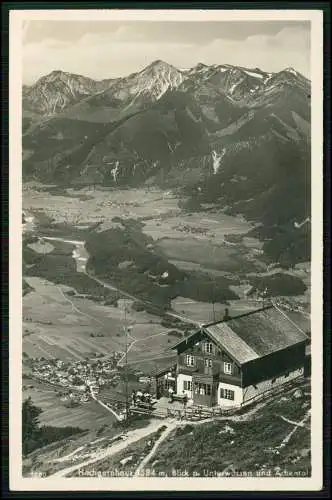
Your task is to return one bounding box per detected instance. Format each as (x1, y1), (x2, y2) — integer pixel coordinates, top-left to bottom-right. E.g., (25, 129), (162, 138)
(25, 354), (122, 398)
(23, 353), (157, 413)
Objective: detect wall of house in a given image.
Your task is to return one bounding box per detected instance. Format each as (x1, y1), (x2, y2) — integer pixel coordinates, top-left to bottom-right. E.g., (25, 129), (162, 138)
(217, 382), (243, 407)
(176, 332), (241, 380)
(242, 366), (304, 403)
(241, 343), (306, 387)
(177, 373), (193, 399)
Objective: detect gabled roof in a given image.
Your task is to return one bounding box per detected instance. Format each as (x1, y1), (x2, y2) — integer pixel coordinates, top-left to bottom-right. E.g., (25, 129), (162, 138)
(206, 322), (259, 364)
(172, 305), (309, 365)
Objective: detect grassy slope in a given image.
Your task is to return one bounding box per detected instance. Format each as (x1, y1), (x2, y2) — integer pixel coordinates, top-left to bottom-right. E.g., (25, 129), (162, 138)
(149, 392), (311, 476)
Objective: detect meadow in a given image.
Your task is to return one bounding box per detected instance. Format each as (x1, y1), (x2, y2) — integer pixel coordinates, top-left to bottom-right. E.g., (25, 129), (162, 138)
(23, 277), (175, 363)
(157, 237), (258, 273)
(147, 385), (311, 477)
(22, 379), (117, 429)
(171, 296), (261, 325)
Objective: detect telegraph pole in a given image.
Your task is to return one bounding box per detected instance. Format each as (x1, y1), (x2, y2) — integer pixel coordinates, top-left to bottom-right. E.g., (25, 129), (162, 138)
(123, 302), (130, 427)
(212, 246), (216, 322)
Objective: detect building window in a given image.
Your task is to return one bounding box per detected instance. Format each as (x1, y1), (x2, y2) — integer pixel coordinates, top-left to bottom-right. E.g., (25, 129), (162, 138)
(204, 342), (213, 354)
(224, 362), (233, 374)
(220, 388), (235, 400)
(194, 383), (211, 396)
(183, 380), (192, 391)
(204, 359), (213, 368)
(185, 355), (195, 366)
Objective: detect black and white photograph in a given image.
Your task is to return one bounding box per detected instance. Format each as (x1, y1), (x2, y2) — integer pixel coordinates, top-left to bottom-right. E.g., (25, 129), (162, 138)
(9, 8), (323, 492)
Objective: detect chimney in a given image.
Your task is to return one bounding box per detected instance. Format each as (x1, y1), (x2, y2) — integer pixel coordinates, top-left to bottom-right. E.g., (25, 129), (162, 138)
(223, 308), (231, 321)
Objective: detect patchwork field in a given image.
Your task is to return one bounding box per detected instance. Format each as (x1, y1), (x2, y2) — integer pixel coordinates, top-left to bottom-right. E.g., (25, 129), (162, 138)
(171, 296), (262, 325)
(23, 277), (176, 363)
(157, 237), (258, 273)
(141, 211), (252, 244)
(23, 184), (259, 272)
(23, 184), (181, 230)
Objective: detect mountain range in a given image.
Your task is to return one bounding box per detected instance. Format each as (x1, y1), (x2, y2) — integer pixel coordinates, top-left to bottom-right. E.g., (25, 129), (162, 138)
(22, 60), (311, 266)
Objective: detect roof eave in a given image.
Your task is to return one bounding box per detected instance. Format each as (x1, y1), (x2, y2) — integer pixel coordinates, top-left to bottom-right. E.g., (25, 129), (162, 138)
(172, 325), (246, 366)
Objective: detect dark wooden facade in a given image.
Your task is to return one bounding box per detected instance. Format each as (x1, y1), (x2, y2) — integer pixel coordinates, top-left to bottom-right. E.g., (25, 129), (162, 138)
(241, 342), (306, 387)
(171, 326), (307, 406)
(174, 330), (242, 405)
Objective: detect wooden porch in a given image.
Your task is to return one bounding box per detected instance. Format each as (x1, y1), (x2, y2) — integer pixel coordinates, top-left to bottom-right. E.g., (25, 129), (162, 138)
(151, 397), (240, 420)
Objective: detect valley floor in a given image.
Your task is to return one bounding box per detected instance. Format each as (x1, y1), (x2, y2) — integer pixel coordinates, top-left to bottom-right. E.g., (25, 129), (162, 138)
(21, 183), (311, 473)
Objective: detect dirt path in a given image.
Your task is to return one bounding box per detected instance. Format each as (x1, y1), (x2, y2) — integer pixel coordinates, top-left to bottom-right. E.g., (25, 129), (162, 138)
(48, 419), (168, 478)
(53, 445), (86, 463)
(131, 399), (274, 476)
(56, 285), (105, 326)
(46, 382), (309, 478)
(49, 401), (268, 477)
(89, 387), (123, 422)
(277, 410), (311, 449)
(133, 422), (178, 477)
(278, 414), (310, 428)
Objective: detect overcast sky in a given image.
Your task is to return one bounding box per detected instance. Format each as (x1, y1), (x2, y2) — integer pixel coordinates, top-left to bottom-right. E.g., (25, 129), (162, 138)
(23, 20), (311, 84)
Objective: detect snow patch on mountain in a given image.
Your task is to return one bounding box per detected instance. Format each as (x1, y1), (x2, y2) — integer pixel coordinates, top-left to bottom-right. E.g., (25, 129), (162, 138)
(23, 70), (113, 115)
(135, 60), (185, 100)
(264, 73), (273, 85)
(285, 67), (298, 76)
(212, 149), (226, 174)
(243, 70), (264, 79)
(109, 161), (120, 183)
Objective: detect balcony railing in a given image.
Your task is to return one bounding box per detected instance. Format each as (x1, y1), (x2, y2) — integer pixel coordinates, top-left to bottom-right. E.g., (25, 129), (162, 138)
(176, 363), (199, 374)
(177, 364), (241, 383)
